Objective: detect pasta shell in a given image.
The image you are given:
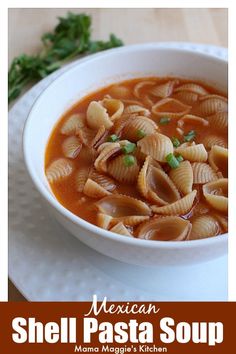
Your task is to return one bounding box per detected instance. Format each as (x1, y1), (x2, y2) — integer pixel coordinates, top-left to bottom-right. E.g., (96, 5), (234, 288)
(97, 142), (114, 153)
(190, 215), (221, 240)
(137, 162), (180, 205)
(103, 94), (112, 100)
(169, 161), (193, 195)
(142, 95), (155, 108)
(149, 80), (177, 98)
(109, 222), (132, 237)
(97, 213), (113, 229)
(192, 162), (218, 184)
(214, 214), (228, 232)
(109, 85), (131, 98)
(133, 80), (156, 98)
(91, 125), (108, 149)
(152, 98), (191, 118)
(122, 116), (158, 142)
(102, 98), (124, 121)
(124, 105), (150, 116)
(193, 202), (210, 216)
(83, 178), (111, 198)
(176, 127), (184, 136)
(62, 136), (82, 159)
(97, 139), (128, 152)
(177, 141), (195, 148)
(146, 156), (162, 170)
(175, 143), (208, 162)
(122, 99), (145, 106)
(136, 156), (150, 198)
(89, 168), (116, 191)
(151, 190), (197, 215)
(207, 111), (228, 131)
(203, 178), (228, 213)
(202, 135), (227, 150)
(137, 156), (162, 193)
(146, 166), (181, 205)
(95, 194), (151, 226)
(94, 142), (121, 173)
(137, 133), (173, 162)
(77, 126), (96, 147)
(177, 114), (209, 129)
(86, 101), (113, 129)
(208, 145), (228, 178)
(107, 155), (139, 183)
(134, 146), (149, 164)
(137, 216), (191, 241)
(46, 158), (73, 183)
(60, 113), (85, 135)
(112, 215), (150, 226)
(173, 91), (198, 105)
(198, 95), (228, 116)
(75, 166), (90, 192)
(118, 140), (132, 147)
(174, 83), (208, 96)
(112, 114), (136, 136)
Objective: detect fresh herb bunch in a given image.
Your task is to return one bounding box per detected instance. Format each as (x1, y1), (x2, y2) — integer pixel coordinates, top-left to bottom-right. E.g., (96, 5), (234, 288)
(8, 13), (123, 102)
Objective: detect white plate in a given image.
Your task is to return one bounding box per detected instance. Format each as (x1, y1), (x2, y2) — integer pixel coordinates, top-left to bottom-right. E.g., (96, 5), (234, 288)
(9, 42), (228, 301)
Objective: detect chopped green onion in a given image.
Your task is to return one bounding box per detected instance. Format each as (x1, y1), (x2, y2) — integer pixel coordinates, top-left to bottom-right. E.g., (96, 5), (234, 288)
(175, 154), (184, 162)
(165, 153), (180, 169)
(171, 136), (181, 148)
(107, 134), (119, 142)
(122, 142), (136, 154)
(123, 155), (135, 167)
(136, 129), (146, 139)
(159, 116), (171, 125)
(184, 130), (196, 142)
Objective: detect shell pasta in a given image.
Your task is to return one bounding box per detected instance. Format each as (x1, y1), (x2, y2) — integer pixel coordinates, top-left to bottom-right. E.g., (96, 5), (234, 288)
(45, 77), (228, 241)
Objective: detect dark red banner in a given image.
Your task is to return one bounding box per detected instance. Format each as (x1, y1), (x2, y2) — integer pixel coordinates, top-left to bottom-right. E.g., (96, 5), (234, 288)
(0, 301), (235, 353)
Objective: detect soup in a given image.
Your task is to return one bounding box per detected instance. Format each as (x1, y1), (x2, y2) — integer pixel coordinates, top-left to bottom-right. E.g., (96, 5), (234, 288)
(45, 77), (228, 241)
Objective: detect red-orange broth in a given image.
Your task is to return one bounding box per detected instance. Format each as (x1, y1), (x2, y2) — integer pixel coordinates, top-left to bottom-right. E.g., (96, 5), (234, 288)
(45, 77), (228, 241)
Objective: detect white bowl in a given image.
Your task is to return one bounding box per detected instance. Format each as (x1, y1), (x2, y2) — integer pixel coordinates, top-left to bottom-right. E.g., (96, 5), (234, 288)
(23, 43), (228, 266)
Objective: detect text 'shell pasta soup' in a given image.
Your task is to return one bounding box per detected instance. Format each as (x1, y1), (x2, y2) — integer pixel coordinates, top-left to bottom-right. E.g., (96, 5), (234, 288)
(45, 77), (228, 241)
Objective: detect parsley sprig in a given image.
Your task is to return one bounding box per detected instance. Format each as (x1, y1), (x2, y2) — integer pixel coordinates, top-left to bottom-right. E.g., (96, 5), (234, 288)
(8, 13), (123, 102)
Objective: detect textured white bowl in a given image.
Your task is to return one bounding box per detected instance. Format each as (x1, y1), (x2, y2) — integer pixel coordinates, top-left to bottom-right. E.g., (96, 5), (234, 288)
(23, 43), (228, 266)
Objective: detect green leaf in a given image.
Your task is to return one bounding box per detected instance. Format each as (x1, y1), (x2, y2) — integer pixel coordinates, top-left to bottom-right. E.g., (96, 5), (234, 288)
(8, 12), (124, 103)
(159, 116), (171, 125)
(122, 143), (136, 154)
(175, 154), (184, 162)
(184, 130), (196, 142)
(165, 153), (180, 169)
(171, 136), (181, 148)
(89, 34), (123, 53)
(123, 155), (136, 167)
(136, 129), (146, 139)
(107, 134), (119, 142)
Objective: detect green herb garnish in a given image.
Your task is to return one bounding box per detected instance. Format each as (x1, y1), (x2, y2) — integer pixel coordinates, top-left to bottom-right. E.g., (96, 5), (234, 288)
(166, 153), (180, 169)
(123, 155), (135, 167)
(8, 13), (124, 102)
(136, 129), (146, 139)
(175, 154), (184, 162)
(171, 136), (181, 148)
(122, 142), (136, 154)
(159, 117), (171, 125)
(107, 134), (119, 142)
(184, 130), (196, 142)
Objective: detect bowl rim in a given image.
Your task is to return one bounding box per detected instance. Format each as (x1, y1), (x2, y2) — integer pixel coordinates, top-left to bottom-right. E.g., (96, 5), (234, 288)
(23, 42), (228, 250)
